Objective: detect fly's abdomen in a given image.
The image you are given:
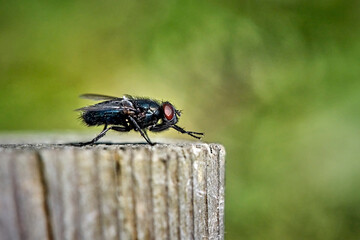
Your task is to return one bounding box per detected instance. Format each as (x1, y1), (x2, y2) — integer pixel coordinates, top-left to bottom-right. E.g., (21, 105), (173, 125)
(81, 110), (124, 126)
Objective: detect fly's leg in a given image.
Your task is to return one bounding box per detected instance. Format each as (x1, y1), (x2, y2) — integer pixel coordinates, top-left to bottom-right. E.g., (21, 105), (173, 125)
(111, 126), (130, 132)
(172, 124), (204, 139)
(80, 125), (129, 146)
(149, 123), (171, 132)
(128, 116), (155, 145)
(143, 130), (151, 142)
(79, 126), (111, 145)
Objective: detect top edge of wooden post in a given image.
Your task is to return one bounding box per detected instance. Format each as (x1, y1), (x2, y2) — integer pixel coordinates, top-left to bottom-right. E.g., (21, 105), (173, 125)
(0, 134), (224, 150)
(0, 141), (224, 151)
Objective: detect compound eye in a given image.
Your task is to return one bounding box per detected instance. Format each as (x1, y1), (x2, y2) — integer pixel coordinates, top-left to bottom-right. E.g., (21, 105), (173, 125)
(163, 103), (174, 121)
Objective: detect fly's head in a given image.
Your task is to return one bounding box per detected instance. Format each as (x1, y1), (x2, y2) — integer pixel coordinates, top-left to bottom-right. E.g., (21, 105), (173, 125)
(161, 102), (181, 126)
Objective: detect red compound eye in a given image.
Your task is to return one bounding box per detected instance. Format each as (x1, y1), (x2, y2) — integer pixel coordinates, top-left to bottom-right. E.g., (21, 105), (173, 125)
(163, 103), (174, 121)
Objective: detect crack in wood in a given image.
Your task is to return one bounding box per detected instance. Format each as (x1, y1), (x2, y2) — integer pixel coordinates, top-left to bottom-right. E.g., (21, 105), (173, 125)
(164, 151), (170, 240)
(190, 147), (195, 240)
(94, 150), (105, 240)
(113, 150), (122, 240)
(36, 152), (55, 240)
(73, 149), (82, 240)
(204, 148), (209, 239)
(129, 150), (138, 240)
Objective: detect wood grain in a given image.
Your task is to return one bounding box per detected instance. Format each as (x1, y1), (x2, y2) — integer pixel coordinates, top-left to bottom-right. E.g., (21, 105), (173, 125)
(0, 142), (225, 240)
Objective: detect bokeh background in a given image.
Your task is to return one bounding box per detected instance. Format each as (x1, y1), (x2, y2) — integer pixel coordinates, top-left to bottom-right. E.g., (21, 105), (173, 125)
(1, 0), (360, 239)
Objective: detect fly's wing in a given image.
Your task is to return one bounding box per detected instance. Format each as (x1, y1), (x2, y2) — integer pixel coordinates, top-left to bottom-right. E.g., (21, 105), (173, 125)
(78, 94), (137, 113)
(76, 99), (134, 111)
(77, 99), (136, 126)
(79, 93), (120, 101)
(76, 104), (121, 112)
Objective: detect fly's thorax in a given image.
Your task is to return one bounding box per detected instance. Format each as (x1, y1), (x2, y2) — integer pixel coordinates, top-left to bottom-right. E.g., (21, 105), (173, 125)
(120, 99), (136, 115)
(140, 106), (161, 127)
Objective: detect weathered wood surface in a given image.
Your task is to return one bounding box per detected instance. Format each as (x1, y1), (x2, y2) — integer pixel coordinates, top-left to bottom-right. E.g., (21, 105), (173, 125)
(0, 142), (225, 240)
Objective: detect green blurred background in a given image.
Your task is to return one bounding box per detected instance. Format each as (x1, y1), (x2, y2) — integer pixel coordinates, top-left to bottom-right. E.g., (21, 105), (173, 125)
(1, 0), (360, 239)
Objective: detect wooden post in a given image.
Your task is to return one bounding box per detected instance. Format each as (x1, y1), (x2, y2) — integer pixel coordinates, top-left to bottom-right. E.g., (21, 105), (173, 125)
(0, 142), (225, 240)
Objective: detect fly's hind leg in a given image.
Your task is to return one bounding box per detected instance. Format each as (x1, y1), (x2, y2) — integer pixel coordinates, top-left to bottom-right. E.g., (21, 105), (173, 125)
(79, 126), (111, 146)
(80, 125), (129, 146)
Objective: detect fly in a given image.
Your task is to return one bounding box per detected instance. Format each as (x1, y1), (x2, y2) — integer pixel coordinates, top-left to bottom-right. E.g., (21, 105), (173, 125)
(77, 94), (204, 145)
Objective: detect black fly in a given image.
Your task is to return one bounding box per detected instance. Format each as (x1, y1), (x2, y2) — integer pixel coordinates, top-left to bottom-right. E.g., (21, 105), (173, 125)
(77, 94), (204, 145)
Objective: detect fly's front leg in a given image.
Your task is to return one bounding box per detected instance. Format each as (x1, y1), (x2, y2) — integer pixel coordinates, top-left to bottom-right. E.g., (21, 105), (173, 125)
(172, 124), (204, 139)
(149, 123), (171, 132)
(128, 116), (155, 145)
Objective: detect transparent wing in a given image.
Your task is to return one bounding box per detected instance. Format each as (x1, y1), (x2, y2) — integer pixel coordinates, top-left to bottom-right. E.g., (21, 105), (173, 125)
(76, 105), (122, 112)
(76, 99), (136, 112)
(79, 93), (120, 101)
